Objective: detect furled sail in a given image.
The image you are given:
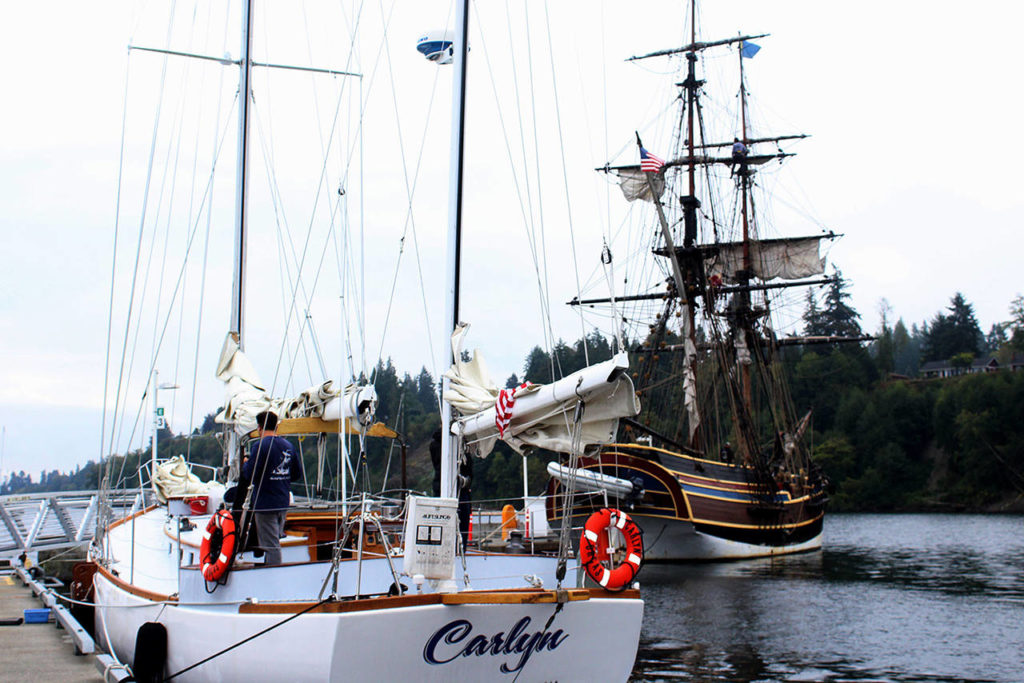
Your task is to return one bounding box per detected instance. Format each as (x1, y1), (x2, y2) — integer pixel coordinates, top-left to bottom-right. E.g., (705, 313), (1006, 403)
(214, 333), (376, 434)
(443, 325), (640, 457)
(704, 235), (827, 284)
(613, 167), (666, 203)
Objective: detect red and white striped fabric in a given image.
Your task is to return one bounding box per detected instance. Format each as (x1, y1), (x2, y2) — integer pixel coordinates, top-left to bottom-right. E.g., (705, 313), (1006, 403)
(495, 382), (531, 438)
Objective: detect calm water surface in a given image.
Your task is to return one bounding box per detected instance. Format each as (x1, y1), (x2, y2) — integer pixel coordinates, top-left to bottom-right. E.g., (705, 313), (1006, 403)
(630, 514), (1024, 682)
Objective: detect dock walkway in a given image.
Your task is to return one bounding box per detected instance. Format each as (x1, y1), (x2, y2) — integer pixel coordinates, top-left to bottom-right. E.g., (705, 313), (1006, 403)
(0, 572), (103, 682)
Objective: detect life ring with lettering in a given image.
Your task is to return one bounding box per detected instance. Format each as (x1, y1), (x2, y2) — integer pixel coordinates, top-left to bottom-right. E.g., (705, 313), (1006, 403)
(200, 509), (236, 581)
(579, 508), (643, 591)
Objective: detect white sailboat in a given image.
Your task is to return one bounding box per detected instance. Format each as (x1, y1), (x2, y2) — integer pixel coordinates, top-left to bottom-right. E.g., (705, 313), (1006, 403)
(88, 1), (644, 680)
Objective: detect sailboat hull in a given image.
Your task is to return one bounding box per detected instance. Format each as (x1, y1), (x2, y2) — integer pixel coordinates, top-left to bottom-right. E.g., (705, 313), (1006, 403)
(94, 571), (642, 682)
(548, 443), (827, 561)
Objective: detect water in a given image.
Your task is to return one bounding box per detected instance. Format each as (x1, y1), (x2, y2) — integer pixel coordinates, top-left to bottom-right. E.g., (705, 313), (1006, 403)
(630, 514), (1024, 682)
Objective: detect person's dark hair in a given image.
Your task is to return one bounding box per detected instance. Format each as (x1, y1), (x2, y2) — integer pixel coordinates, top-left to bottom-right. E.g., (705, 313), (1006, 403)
(256, 410), (278, 432)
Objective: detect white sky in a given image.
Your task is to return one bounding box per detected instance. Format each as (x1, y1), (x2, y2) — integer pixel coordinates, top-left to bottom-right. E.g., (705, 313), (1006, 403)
(2, 0), (1022, 479)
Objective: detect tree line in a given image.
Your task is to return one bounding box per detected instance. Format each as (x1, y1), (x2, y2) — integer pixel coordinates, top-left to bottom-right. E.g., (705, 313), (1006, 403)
(4, 283), (1023, 512)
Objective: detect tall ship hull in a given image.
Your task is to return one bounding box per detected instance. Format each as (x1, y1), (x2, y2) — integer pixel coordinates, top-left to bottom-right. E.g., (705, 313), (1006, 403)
(548, 445), (826, 561)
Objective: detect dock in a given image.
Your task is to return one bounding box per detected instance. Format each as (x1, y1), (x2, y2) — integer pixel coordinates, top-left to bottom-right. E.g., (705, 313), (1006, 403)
(0, 571), (104, 681)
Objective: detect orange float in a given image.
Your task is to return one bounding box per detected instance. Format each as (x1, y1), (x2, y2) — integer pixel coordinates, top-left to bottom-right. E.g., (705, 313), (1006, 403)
(578, 508), (643, 591)
(200, 510), (236, 581)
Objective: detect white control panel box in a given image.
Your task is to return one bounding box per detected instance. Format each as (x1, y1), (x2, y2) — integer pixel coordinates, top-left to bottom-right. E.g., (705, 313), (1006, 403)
(402, 495), (458, 580)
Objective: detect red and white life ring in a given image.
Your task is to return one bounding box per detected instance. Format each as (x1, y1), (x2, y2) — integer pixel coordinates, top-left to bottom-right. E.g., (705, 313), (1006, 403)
(200, 510), (236, 581)
(578, 508), (643, 591)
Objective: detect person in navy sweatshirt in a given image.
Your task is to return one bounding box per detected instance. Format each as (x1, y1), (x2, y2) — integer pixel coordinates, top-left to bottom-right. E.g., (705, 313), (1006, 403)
(242, 411), (303, 566)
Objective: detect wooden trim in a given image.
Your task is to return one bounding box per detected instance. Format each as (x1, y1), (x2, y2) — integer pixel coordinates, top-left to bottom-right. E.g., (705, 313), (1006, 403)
(238, 587), (640, 615)
(247, 418), (397, 439)
(440, 589), (590, 605)
(239, 593), (442, 614)
(588, 588), (641, 600)
(94, 563), (177, 603)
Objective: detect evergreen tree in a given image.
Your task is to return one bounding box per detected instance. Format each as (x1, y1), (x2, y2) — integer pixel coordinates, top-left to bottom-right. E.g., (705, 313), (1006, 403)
(892, 319), (921, 377)
(1008, 294), (1024, 352)
(415, 368), (437, 413)
(985, 324), (1008, 354)
(522, 346), (552, 384)
(922, 293), (983, 362)
(872, 298), (895, 375)
(819, 268), (862, 337)
(802, 289), (826, 336)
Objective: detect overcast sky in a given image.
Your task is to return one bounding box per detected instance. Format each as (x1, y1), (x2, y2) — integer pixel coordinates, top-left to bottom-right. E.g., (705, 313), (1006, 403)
(2, 0), (1022, 479)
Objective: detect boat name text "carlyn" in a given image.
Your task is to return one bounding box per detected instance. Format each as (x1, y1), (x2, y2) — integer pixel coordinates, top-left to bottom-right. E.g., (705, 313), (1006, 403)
(423, 617), (569, 673)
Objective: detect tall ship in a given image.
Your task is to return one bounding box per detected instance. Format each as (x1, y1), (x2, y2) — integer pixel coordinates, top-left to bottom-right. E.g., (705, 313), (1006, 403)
(548, 4), (833, 561)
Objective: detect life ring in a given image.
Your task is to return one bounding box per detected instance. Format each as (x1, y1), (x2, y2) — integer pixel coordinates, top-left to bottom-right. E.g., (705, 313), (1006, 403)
(578, 508), (643, 591)
(199, 510), (236, 581)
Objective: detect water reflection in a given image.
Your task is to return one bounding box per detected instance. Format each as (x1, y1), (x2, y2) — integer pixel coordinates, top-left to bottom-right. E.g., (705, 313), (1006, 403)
(630, 514), (1024, 682)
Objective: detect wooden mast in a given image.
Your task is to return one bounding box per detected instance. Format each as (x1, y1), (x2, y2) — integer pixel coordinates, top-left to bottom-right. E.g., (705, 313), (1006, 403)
(737, 39), (754, 461)
(680, 0), (703, 450)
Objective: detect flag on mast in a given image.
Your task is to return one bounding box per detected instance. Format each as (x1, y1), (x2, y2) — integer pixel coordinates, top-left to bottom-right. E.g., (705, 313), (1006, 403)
(639, 147), (665, 173)
(741, 41), (761, 59)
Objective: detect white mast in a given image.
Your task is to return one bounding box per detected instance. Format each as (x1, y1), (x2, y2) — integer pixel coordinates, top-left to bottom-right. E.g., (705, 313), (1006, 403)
(230, 0), (254, 346)
(227, 0), (255, 479)
(440, 0), (471, 500)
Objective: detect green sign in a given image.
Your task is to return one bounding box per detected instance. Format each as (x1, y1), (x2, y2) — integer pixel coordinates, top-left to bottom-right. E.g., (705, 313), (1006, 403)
(156, 407), (164, 416)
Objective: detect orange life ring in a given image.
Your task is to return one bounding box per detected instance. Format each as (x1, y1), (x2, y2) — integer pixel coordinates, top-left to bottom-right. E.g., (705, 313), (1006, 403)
(578, 508), (643, 591)
(199, 510), (236, 581)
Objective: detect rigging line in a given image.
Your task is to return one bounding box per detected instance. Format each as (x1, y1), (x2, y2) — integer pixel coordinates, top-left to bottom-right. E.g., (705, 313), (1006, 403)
(371, 0), (439, 384)
(379, 391), (404, 493)
(321, 0), (403, 384)
(169, 0), (209, 433)
(522, 2), (558, 380)
(500, 0), (543, 297)
(107, 10), (178, 475)
(297, 12), (351, 385)
(101, 47), (136, 492)
(331, 214), (358, 384)
(255, 104), (328, 396)
(267, 0), (369, 398)
(255, 28), (336, 387)
(600, 2), (611, 254)
(474, 4), (551, 361)
(151, 26), (200, 430)
(114, 97), (240, 482)
(186, 1), (231, 461)
(115, 94), (240, 469)
(542, 3), (589, 367)
(250, 106), (321, 394)
(500, 1), (557, 364)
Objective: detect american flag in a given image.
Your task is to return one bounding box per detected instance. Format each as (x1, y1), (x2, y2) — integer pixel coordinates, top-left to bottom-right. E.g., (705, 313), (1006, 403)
(640, 147), (665, 173)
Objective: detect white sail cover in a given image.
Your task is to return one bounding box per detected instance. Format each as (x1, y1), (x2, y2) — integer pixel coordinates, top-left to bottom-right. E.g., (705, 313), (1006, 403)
(151, 455), (218, 504)
(444, 325), (640, 457)
(705, 236), (826, 284)
(614, 168), (666, 203)
(214, 333), (376, 434)
(442, 325), (501, 415)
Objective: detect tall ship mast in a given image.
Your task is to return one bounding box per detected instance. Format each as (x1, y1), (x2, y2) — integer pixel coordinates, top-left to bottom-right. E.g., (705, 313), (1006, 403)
(548, 3), (834, 560)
